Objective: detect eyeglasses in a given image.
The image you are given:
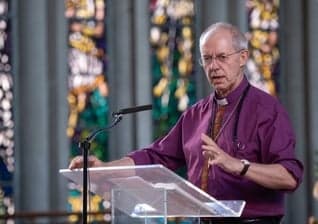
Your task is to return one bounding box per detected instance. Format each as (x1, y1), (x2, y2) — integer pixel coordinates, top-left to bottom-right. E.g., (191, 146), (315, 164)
(199, 50), (243, 66)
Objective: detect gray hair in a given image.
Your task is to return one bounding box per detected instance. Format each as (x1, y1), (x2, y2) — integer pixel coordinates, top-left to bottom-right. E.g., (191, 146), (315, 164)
(199, 22), (248, 50)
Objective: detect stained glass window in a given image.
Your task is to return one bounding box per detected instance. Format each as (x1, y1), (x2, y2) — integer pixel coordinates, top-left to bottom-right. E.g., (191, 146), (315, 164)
(0, 0), (14, 220)
(150, 0), (196, 138)
(65, 0), (110, 222)
(246, 0), (280, 95)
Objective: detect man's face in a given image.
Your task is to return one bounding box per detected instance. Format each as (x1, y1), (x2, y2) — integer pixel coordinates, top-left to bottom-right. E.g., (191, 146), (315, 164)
(200, 29), (248, 97)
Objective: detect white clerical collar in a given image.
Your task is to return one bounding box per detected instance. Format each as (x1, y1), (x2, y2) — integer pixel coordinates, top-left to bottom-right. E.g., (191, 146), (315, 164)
(216, 98), (228, 106)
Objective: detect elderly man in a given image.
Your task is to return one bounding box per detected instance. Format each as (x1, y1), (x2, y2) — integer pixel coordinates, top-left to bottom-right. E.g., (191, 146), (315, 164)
(70, 22), (303, 224)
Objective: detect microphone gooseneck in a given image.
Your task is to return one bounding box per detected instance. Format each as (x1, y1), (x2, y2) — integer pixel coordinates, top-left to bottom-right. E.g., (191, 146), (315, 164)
(85, 114), (123, 143)
(78, 104), (152, 224)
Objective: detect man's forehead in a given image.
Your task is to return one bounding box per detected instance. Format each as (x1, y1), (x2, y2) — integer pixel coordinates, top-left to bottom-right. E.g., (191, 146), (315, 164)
(200, 32), (233, 53)
(202, 28), (232, 44)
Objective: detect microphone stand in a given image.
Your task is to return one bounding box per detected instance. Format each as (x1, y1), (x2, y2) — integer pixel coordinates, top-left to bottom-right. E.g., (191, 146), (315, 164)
(78, 114), (123, 224)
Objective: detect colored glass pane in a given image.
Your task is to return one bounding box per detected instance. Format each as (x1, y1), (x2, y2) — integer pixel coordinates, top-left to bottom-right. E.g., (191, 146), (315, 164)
(150, 0), (196, 138)
(246, 0), (280, 95)
(0, 0), (14, 220)
(65, 0), (110, 222)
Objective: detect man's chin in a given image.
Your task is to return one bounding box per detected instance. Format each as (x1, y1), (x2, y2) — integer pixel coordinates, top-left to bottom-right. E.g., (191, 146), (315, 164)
(213, 85), (228, 95)
(212, 82), (225, 90)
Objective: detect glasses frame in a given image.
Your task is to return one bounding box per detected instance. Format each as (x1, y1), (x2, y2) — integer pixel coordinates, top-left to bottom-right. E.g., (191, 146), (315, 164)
(199, 49), (245, 67)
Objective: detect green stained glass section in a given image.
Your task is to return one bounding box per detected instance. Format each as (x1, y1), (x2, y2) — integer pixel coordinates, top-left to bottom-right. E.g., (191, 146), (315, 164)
(65, 0), (110, 222)
(150, 0), (196, 138)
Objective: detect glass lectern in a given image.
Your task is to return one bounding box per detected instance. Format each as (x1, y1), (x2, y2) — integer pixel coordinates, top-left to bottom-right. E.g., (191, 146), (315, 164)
(60, 165), (245, 224)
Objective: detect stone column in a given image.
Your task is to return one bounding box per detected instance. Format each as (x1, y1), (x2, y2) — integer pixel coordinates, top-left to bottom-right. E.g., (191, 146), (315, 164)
(304, 0), (318, 221)
(280, 0), (314, 222)
(134, 0), (153, 149)
(107, 0), (152, 159)
(13, 0), (68, 212)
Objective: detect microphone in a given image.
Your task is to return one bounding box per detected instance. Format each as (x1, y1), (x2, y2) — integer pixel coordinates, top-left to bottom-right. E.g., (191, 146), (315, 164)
(78, 103), (152, 224)
(84, 104), (152, 143)
(79, 104), (152, 224)
(113, 104), (152, 116)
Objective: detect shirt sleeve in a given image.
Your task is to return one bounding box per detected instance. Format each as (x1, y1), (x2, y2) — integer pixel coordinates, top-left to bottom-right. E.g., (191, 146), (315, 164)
(127, 113), (186, 171)
(258, 102), (304, 190)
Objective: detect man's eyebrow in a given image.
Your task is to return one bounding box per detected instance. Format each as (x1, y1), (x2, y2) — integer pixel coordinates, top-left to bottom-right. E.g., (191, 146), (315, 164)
(201, 52), (227, 56)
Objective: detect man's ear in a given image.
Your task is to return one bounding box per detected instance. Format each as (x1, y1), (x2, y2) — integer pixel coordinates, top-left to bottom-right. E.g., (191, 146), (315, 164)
(239, 49), (249, 67)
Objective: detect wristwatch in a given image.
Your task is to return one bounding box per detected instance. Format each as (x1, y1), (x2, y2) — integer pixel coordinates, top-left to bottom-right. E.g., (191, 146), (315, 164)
(239, 159), (250, 176)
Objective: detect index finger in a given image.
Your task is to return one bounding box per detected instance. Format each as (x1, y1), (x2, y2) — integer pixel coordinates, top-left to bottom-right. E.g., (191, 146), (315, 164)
(69, 156), (83, 169)
(201, 133), (215, 145)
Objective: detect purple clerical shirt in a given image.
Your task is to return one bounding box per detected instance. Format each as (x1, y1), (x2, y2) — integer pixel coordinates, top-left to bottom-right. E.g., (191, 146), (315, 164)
(128, 77), (303, 218)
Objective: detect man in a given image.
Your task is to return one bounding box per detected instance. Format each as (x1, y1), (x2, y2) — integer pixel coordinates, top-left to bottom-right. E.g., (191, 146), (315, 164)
(69, 22), (303, 223)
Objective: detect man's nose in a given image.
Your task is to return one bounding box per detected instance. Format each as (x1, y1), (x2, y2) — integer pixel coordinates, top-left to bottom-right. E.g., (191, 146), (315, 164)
(208, 57), (219, 70)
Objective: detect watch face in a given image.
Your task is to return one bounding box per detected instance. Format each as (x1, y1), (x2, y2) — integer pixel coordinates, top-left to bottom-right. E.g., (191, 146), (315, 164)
(241, 159), (250, 165)
(240, 159), (250, 176)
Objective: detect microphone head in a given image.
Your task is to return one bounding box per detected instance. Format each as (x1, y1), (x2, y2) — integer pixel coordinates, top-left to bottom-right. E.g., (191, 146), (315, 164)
(112, 104), (152, 116)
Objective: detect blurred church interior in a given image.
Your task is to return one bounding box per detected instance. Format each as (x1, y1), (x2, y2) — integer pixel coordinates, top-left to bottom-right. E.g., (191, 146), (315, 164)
(0, 0), (318, 223)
